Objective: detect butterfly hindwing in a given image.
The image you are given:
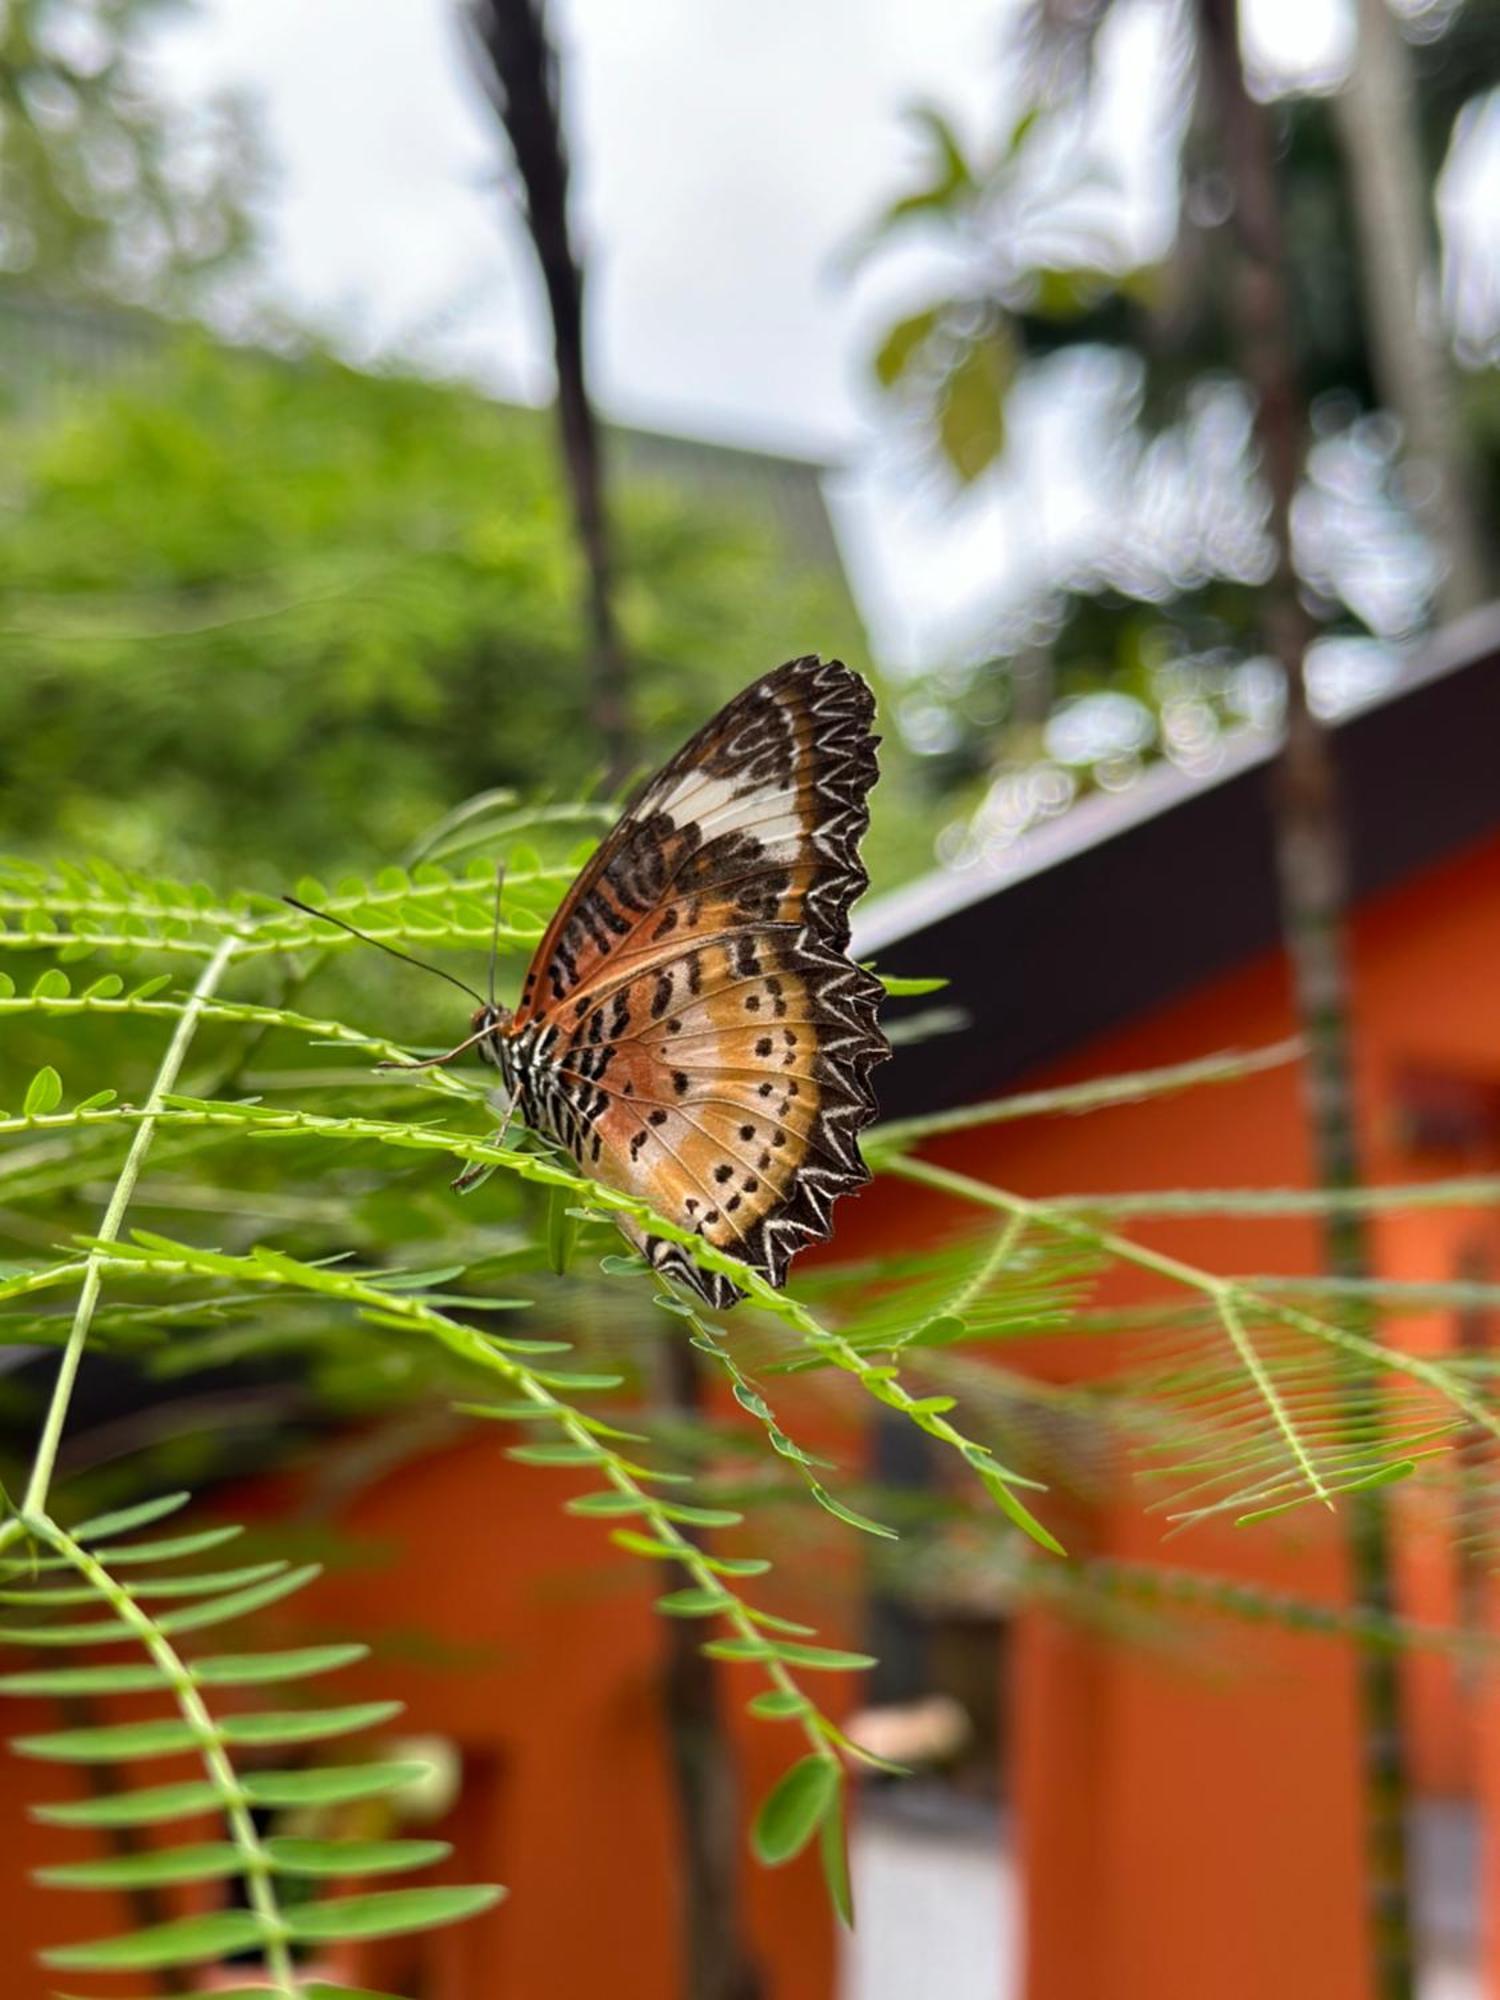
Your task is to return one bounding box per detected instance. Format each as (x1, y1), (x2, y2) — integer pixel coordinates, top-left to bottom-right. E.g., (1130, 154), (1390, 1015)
(556, 927), (883, 1304)
(502, 656), (889, 1305)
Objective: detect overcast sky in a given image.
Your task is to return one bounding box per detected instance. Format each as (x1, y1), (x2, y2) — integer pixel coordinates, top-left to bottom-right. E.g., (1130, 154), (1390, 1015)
(150, 0), (1495, 668)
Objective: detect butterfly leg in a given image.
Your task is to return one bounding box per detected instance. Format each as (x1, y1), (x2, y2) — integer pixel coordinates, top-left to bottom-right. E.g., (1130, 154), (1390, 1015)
(452, 1097), (519, 1192)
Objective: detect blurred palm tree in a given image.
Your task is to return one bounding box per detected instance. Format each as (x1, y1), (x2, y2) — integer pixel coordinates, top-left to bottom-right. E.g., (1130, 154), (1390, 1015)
(857, 0), (1495, 801)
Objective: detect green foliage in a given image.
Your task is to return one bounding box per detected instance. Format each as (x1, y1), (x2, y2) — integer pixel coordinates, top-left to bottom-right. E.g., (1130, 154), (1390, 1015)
(0, 330), (932, 886)
(0, 1503), (496, 1991)
(750, 1753), (840, 1866)
(857, 98), (1139, 492)
(0, 2), (258, 307)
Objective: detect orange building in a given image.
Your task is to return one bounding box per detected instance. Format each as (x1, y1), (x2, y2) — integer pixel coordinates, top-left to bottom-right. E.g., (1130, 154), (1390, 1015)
(4, 620), (1500, 1998)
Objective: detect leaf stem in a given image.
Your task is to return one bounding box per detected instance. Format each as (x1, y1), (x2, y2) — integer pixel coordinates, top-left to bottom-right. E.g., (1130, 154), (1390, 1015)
(883, 1153), (1500, 1467)
(867, 1038), (1302, 1152)
(18, 935), (241, 1524)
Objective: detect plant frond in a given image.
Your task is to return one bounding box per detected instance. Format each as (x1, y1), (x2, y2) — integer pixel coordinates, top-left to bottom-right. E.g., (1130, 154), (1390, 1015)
(0, 1502), (500, 1992)
(880, 1152), (1500, 1528)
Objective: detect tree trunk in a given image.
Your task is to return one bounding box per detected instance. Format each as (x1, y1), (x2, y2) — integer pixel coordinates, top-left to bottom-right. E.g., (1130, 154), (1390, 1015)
(463, 0), (634, 786)
(1330, 0), (1488, 620)
(464, 18), (747, 1988)
(1193, 1), (1417, 1994)
(657, 1338), (766, 2000)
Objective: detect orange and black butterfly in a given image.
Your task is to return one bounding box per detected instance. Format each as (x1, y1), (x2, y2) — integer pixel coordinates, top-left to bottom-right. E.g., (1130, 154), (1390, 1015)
(293, 657), (889, 1307)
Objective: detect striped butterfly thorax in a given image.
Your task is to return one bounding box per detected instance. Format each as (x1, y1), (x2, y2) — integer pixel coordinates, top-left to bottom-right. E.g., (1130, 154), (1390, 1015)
(479, 656), (890, 1307)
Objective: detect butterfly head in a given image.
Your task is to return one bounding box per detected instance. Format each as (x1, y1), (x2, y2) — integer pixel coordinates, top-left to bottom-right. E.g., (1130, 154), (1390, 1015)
(470, 1001), (513, 1069)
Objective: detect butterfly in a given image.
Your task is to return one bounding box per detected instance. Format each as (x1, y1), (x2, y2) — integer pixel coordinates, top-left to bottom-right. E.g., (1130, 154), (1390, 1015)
(292, 657), (889, 1308)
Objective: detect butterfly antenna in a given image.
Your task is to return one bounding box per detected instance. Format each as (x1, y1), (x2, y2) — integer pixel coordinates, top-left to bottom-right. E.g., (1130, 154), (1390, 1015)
(488, 861), (506, 1008)
(281, 895), (486, 1006)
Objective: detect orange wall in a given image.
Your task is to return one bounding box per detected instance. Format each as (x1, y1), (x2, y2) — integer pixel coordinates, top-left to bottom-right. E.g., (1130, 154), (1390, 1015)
(836, 827), (1500, 2000)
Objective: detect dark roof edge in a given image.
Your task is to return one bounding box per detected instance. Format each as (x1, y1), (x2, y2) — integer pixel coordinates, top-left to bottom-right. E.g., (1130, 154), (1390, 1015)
(854, 602), (1500, 960)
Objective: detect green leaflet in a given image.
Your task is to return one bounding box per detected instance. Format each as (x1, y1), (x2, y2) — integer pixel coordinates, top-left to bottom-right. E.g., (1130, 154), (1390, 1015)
(41, 1911), (271, 1972)
(746, 1690), (811, 1720)
(35, 1844), (244, 1891)
(22, 1065), (63, 1116)
(241, 1759), (431, 1809)
(656, 1587), (732, 1617)
(221, 1699), (405, 1746)
(506, 1441), (602, 1467)
(303, 1989), (414, 2000)
(608, 1530), (770, 1576)
(750, 1755), (840, 1866)
(873, 972), (949, 996)
(973, 1465), (1068, 1557)
(744, 1608), (817, 1638)
(654, 1501), (745, 1528)
(705, 1639), (876, 1672)
(69, 1491), (194, 1542)
(189, 1643), (371, 1685)
(529, 1368), (626, 1392)
(286, 1884), (506, 1942)
(264, 1836), (452, 1878)
(565, 1490), (651, 1517)
(545, 1182), (579, 1274)
(0, 1660), (175, 1697)
(301, 1988), (414, 1999)
(0, 1558), (289, 1606)
(59, 1524), (245, 1568)
(0, 1611), (143, 1647)
(807, 1481), (899, 1541)
(34, 1778), (231, 1828)
(12, 1699), (404, 1763)
(150, 1560), (323, 1633)
(14, 1717), (213, 1763)
(819, 1782), (856, 1926)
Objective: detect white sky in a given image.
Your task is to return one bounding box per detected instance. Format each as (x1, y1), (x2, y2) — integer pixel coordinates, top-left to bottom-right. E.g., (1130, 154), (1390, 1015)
(149, 0), (1495, 669)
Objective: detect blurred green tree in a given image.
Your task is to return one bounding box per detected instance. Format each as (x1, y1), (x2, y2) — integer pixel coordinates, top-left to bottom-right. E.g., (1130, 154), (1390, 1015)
(0, 334), (929, 888)
(0, 0), (258, 306)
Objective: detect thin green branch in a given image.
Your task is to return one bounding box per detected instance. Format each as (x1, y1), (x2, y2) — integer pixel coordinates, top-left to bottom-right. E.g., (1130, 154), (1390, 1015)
(0, 1092), (1067, 1547)
(14, 935), (241, 1532)
(0, 989), (477, 1101)
(881, 1152), (1500, 1485)
(866, 1039), (1303, 1153)
(74, 1235), (871, 1772)
(1215, 1290), (1332, 1507)
(1046, 1180), (1500, 1219)
(677, 1302), (898, 1541)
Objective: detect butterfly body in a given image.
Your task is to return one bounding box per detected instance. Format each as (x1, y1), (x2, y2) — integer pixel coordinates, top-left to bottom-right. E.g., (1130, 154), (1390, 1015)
(473, 656), (889, 1307)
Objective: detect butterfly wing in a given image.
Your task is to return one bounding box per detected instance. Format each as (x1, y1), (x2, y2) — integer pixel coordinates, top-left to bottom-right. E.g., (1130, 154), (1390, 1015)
(505, 656), (889, 1305)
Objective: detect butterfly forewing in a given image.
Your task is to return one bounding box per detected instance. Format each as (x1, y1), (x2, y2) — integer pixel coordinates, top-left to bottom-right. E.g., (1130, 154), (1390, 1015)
(502, 656), (889, 1305)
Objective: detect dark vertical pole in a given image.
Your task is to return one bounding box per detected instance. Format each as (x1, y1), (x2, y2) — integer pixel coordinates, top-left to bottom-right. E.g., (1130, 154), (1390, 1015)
(657, 1338), (766, 2000)
(463, 15), (750, 1988)
(1193, 0), (1416, 1991)
(464, 0), (634, 787)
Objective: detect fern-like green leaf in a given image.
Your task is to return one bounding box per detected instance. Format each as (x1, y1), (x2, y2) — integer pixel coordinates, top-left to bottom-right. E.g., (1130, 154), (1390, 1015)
(285, 1884), (506, 1942)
